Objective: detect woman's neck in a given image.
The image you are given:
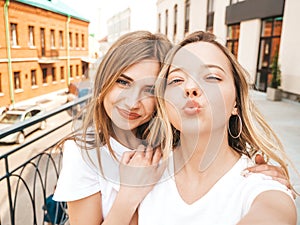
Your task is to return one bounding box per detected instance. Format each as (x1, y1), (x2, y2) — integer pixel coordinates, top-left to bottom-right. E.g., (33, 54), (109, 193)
(111, 125), (142, 150)
(172, 129), (240, 204)
(174, 129), (239, 174)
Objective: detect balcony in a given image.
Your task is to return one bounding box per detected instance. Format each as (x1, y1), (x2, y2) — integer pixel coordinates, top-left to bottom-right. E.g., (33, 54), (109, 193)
(38, 49), (59, 64)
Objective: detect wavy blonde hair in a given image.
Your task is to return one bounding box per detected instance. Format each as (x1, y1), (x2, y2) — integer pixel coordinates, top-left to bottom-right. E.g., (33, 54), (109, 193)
(150, 31), (295, 188)
(60, 31), (172, 163)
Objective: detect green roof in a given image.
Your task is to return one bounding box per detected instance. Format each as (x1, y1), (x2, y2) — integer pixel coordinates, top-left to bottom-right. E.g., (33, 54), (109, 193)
(15, 0), (89, 22)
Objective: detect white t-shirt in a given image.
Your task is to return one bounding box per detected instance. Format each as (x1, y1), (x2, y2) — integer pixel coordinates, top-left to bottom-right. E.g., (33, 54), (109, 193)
(138, 155), (294, 225)
(53, 138), (130, 218)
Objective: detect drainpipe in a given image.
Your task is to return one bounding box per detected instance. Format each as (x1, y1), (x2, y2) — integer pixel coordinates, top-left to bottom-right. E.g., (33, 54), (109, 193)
(4, 0), (14, 106)
(66, 15), (71, 86)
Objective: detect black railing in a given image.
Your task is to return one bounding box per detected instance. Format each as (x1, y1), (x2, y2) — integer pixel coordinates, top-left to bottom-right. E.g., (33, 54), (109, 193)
(0, 95), (91, 225)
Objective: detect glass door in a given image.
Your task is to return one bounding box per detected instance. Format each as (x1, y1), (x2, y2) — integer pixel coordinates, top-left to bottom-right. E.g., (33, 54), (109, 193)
(255, 17), (282, 91)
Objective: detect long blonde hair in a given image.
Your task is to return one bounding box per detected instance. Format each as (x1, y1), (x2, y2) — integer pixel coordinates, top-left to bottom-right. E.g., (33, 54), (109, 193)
(62, 31), (172, 161)
(151, 31), (293, 186)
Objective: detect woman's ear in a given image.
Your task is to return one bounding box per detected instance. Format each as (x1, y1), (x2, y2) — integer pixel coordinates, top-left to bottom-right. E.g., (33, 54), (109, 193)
(231, 102), (238, 115)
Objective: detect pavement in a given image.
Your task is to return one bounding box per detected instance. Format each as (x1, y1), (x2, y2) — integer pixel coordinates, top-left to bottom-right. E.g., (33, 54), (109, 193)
(11, 89), (69, 111)
(250, 90), (300, 224)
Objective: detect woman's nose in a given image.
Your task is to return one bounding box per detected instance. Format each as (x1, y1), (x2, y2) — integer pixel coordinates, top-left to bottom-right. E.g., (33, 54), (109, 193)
(185, 79), (201, 97)
(185, 88), (201, 97)
(124, 89), (141, 109)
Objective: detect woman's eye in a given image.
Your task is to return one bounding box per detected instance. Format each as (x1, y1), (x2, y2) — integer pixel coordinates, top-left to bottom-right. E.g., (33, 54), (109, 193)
(206, 74), (222, 81)
(116, 79), (130, 87)
(144, 86), (155, 95)
(167, 78), (183, 85)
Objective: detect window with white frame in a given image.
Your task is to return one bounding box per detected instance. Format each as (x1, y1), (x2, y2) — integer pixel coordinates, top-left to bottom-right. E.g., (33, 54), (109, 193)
(28, 26), (35, 47)
(31, 70), (37, 86)
(50, 29), (55, 48)
(11, 23), (18, 46)
(14, 72), (21, 90)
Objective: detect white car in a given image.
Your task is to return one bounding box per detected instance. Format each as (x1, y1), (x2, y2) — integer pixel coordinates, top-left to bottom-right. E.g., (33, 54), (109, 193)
(0, 105), (46, 144)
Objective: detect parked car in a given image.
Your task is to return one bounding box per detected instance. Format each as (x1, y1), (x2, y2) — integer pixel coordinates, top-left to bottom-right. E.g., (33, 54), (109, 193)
(0, 105), (46, 144)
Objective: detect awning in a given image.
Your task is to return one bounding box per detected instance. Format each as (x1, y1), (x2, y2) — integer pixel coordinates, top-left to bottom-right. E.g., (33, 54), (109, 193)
(81, 57), (97, 64)
(38, 59), (57, 64)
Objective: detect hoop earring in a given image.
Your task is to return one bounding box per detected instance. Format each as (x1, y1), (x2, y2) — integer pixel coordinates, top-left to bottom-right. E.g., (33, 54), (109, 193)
(228, 114), (242, 139)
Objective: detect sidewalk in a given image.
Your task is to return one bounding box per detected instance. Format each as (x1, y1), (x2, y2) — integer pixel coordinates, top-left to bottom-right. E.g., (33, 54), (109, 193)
(12, 89), (68, 111)
(250, 90), (300, 224)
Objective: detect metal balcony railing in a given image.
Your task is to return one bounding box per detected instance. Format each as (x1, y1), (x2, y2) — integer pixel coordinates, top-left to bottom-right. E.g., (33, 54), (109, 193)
(0, 95), (91, 225)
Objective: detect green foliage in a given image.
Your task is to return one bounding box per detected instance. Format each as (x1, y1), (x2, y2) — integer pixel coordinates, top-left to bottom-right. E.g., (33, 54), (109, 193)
(270, 51), (281, 89)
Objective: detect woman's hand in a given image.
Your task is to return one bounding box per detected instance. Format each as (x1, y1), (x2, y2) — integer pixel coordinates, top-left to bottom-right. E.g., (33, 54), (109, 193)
(119, 145), (165, 205)
(243, 154), (296, 199)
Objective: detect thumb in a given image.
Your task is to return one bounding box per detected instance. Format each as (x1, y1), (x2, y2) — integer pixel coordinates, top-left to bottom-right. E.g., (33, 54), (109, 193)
(255, 154), (266, 165)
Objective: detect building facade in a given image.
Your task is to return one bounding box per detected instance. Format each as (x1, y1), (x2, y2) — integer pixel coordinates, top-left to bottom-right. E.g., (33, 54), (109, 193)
(106, 0), (157, 43)
(0, 0), (90, 106)
(157, 0), (300, 100)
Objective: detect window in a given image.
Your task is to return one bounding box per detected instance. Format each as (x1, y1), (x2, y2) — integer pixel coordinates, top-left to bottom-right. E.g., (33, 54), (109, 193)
(69, 32), (73, 47)
(28, 26), (35, 47)
(165, 10), (168, 35)
(158, 13), (161, 33)
(59, 31), (64, 48)
(70, 65), (73, 78)
(81, 34), (85, 48)
(226, 24), (240, 57)
(52, 67), (56, 82)
(174, 5), (178, 37)
(14, 72), (21, 90)
(206, 0), (215, 33)
(50, 29), (55, 48)
(75, 33), (79, 48)
(60, 66), (65, 80)
(40, 28), (46, 56)
(184, 0), (190, 34)
(31, 70), (37, 86)
(10, 23), (18, 46)
(42, 68), (47, 84)
(76, 65), (79, 76)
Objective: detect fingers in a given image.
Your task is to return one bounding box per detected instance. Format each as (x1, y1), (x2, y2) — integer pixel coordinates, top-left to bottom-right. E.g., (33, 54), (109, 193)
(122, 145), (162, 167)
(254, 154), (266, 164)
(121, 151), (136, 164)
(152, 148), (162, 166)
(245, 164), (286, 180)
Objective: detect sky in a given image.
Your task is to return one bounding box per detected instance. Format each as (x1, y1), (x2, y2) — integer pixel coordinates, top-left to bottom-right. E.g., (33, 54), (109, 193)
(60, 0), (157, 39)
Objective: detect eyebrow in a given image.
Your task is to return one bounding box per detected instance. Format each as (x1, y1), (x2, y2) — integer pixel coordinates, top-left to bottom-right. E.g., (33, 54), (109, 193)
(206, 64), (226, 74)
(119, 74), (134, 82)
(169, 64), (226, 75)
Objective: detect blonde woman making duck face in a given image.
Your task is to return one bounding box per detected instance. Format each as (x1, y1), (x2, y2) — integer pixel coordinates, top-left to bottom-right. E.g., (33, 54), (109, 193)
(135, 31), (296, 225)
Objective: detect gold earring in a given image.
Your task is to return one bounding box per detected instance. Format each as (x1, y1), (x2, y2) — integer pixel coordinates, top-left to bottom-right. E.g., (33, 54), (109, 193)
(228, 114), (242, 139)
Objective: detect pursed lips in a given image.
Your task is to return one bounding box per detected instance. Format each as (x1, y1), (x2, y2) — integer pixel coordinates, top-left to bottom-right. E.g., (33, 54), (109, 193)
(117, 107), (141, 120)
(182, 100), (202, 115)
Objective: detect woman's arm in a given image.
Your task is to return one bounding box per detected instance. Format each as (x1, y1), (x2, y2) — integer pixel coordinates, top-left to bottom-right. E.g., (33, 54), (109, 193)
(237, 190), (296, 225)
(67, 191), (138, 225)
(67, 192), (103, 225)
